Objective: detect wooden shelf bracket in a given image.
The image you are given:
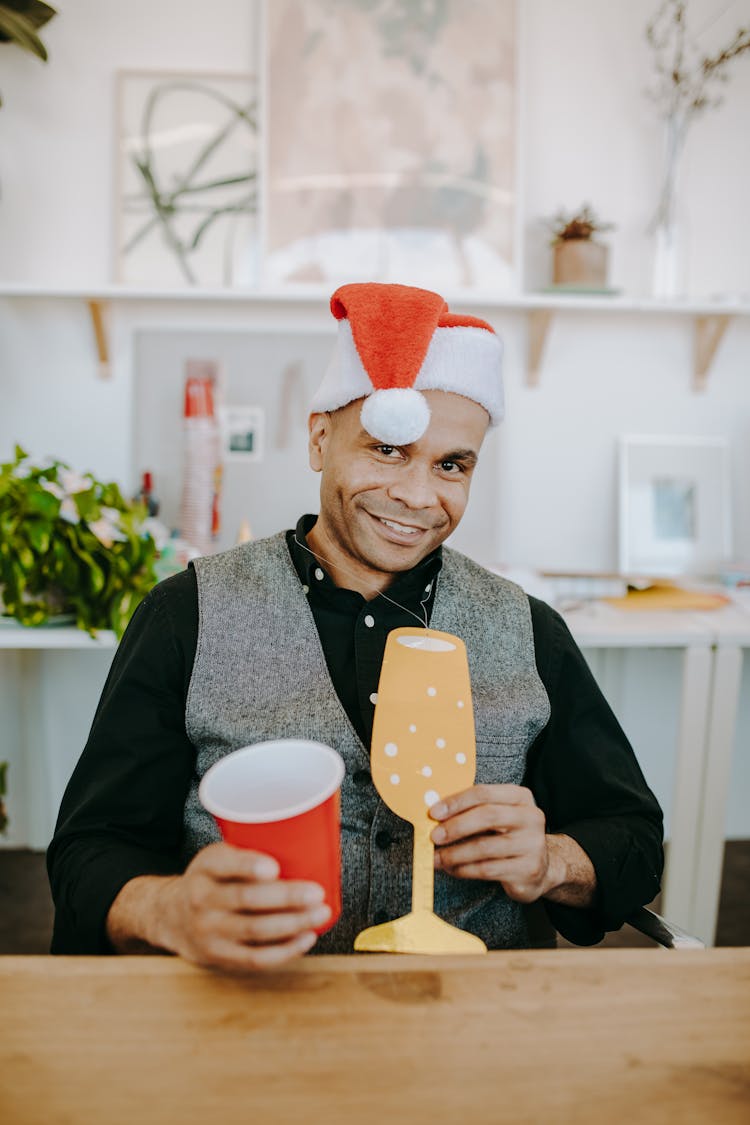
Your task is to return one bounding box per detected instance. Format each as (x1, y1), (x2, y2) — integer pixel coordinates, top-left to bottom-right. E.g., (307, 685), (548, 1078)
(527, 308), (554, 386)
(87, 298), (111, 378)
(693, 314), (731, 392)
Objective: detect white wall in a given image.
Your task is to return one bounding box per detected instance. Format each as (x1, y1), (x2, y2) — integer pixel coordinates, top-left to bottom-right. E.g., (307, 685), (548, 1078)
(1, 0), (749, 564)
(2, 1), (749, 295)
(1, 0), (749, 839)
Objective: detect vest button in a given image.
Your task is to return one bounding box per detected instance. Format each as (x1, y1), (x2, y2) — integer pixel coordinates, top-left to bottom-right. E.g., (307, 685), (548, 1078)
(374, 910), (389, 925)
(353, 769), (371, 786)
(375, 830), (393, 850)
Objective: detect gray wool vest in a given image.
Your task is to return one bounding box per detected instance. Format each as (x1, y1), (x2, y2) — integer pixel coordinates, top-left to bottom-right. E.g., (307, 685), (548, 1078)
(184, 532), (550, 952)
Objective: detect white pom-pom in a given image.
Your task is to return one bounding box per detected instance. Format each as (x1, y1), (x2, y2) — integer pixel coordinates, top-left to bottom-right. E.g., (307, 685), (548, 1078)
(360, 388), (431, 445)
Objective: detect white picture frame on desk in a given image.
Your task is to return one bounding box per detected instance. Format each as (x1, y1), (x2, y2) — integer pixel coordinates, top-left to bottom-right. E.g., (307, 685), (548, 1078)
(618, 435), (732, 577)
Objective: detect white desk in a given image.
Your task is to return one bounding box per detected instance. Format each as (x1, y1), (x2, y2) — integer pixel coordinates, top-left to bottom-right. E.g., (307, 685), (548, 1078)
(0, 629), (116, 849)
(562, 603), (716, 938)
(691, 602), (750, 944)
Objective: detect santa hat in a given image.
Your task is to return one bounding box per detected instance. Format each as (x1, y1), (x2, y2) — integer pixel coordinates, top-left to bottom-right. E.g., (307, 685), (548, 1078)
(310, 282), (504, 446)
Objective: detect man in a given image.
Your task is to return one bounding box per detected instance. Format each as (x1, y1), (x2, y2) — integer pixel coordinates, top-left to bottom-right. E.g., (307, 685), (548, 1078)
(48, 282), (663, 970)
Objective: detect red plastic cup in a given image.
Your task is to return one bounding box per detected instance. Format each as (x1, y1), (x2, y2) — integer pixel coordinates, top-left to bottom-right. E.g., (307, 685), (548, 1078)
(184, 376), (215, 419)
(198, 740), (345, 934)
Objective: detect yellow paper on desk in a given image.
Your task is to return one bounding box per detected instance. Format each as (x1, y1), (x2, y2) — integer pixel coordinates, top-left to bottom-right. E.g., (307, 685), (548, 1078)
(604, 584), (730, 611)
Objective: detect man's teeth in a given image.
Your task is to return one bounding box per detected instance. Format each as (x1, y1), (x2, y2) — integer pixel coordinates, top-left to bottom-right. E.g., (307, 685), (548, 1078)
(379, 518), (422, 536)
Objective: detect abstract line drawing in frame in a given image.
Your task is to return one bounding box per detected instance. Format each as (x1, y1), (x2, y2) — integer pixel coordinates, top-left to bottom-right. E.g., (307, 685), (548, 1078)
(116, 70), (260, 287)
(266, 0), (519, 291)
(618, 435), (733, 577)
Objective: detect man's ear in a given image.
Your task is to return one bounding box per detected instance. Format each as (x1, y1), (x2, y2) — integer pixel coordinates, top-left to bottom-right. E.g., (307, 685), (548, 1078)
(308, 412), (331, 473)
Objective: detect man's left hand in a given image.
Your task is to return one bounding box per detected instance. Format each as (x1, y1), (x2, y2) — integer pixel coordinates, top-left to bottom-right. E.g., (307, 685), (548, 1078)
(429, 784), (565, 904)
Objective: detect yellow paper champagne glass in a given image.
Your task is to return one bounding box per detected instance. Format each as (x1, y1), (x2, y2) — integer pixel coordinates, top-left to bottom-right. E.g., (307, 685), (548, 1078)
(354, 627), (487, 954)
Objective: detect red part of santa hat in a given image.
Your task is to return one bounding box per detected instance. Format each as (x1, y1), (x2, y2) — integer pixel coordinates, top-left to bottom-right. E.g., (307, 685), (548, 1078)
(310, 282), (504, 445)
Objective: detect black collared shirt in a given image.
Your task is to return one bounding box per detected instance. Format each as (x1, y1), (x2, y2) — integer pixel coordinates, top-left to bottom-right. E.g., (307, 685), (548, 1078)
(290, 515), (441, 747)
(47, 516), (664, 953)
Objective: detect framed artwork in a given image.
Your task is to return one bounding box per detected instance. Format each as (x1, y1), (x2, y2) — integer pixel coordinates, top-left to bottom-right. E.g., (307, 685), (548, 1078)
(115, 70), (260, 287)
(265, 0), (519, 291)
(618, 435), (732, 577)
(219, 405), (266, 463)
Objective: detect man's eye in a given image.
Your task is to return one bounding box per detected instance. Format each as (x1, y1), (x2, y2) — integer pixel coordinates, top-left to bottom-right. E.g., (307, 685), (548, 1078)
(376, 445), (397, 457)
(439, 460), (460, 473)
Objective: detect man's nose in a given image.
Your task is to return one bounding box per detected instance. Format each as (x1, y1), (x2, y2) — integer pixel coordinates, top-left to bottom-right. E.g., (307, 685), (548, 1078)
(386, 462), (438, 510)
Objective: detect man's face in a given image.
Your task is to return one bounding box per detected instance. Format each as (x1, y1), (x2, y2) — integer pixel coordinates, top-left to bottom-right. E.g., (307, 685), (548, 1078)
(308, 390), (489, 590)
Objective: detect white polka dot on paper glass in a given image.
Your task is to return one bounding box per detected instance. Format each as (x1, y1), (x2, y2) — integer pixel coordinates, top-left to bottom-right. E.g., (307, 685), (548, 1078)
(421, 766), (432, 777)
(457, 700), (465, 709)
(390, 774), (400, 785)
(370, 692), (378, 705)
(427, 686), (437, 697)
(364, 614), (375, 628)
(314, 568), (324, 581)
(435, 738), (446, 749)
(423, 789), (440, 807)
(384, 743), (398, 757)
(409, 724), (417, 733)
(456, 753), (467, 764)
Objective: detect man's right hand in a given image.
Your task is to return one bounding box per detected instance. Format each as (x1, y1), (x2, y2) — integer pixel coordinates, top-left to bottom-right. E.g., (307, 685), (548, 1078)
(106, 842), (331, 972)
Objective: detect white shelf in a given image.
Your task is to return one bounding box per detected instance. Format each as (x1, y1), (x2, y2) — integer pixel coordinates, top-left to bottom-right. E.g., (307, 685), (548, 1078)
(2, 283), (746, 387)
(0, 626), (117, 650)
(2, 281), (749, 316)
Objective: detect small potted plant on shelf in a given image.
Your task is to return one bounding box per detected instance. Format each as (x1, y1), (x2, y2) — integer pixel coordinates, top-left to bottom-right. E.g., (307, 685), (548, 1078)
(543, 203), (616, 290)
(0, 445), (158, 637)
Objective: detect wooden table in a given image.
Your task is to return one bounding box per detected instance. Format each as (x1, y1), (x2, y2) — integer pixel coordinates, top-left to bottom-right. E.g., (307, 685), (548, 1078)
(2, 951), (749, 1124)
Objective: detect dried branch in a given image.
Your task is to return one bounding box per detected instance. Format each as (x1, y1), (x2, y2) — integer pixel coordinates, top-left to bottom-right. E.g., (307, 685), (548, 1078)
(645, 0), (750, 122)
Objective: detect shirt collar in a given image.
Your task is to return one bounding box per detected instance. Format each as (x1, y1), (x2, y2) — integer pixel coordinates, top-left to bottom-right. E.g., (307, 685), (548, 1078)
(288, 514), (443, 600)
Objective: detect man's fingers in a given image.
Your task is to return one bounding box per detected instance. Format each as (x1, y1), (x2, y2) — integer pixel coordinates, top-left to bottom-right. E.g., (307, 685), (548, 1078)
(430, 784), (536, 823)
(207, 930), (318, 974)
(430, 802), (521, 845)
(192, 841), (280, 882)
(231, 904), (331, 945)
(450, 860), (513, 882)
(445, 859), (540, 902)
(227, 879), (326, 915)
(434, 831), (530, 870)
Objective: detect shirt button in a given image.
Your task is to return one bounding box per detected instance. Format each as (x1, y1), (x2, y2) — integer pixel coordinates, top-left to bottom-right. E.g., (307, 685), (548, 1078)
(364, 614), (375, 628)
(375, 830), (393, 850)
(353, 769), (371, 786)
(374, 910), (389, 925)
(314, 568), (324, 581)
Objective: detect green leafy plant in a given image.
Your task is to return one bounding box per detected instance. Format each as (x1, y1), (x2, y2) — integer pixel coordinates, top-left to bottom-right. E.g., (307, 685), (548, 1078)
(543, 203), (615, 246)
(0, 446), (158, 637)
(0, 1), (57, 106)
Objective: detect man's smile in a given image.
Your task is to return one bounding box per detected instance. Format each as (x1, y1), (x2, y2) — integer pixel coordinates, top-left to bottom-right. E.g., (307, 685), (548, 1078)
(378, 517), (423, 536)
(365, 510), (433, 544)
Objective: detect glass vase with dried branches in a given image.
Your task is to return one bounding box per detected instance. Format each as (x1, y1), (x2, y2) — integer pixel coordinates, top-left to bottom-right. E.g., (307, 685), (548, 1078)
(645, 1), (750, 297)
